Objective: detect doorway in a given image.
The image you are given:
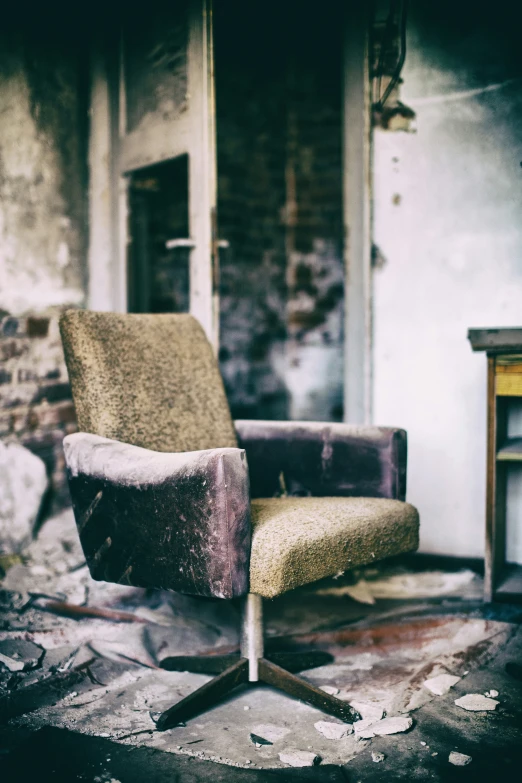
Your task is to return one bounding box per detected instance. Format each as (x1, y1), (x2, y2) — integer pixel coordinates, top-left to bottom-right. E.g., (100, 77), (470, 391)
(127, 156), (190, 315)
(120, 0), (351, 421)
(214, 0), (345, 421)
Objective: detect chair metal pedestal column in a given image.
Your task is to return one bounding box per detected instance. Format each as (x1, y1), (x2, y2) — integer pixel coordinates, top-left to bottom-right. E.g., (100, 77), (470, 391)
(156, 594), (359, 731)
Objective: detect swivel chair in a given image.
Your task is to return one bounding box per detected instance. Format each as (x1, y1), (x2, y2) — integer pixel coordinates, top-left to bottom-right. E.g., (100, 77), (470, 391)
(59, 311), (419, 730)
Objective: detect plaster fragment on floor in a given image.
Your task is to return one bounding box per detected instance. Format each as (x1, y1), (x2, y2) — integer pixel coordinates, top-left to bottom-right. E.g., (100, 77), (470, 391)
(314, 720), (353, 740)
(279, 749), (321, 767)
(485, 689), (499, 698)
(336, 579), (376, 604)
(250, 733), (272, 746)
(371, 751), (385, 763)
(317, 569), (477, 600)
(349, 701), (384, 722)
(0, 638), (45, 671)
(449, 751), (472, 766)
(424, 674), (461, 696)
(0, 652), (25, 671)
(363, 716), (413, 737)
(353, 718), (379, 738)
(454, 694), (499, 711)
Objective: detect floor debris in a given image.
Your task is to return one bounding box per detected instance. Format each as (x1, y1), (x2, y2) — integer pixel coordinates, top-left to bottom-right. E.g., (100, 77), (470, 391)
(0, 638), (44, 672)
(0, 653), (25, 672)
(250, 732), (273, 746)
(1, 508), (520, 775)
(34, 599), (150, 624)
(371, 751), (385, 762)
(278, 749), (321, 767)
(0, 658), (96, 722)
(250, 724), (291, 743)
(449, 751), (472, 766)
(88, 639), (158, 669)
(314, 720), (352, 739)
(371, 715), (413, 736)
(353, 718), (379, 739)
(324, 579), (376, 605)
(356, 715), (413, 738)
(349, 700), (384, 722)
(423, 673), (461, 695)
(0, 556), (24, 580)
(316, 569), (480, 601)
(454, 693), (499, 711)
(484, 689), (499, 698)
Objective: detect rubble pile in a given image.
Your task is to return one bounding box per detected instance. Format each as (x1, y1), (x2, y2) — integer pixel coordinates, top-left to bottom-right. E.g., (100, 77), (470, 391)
(0, 509), (512, 772)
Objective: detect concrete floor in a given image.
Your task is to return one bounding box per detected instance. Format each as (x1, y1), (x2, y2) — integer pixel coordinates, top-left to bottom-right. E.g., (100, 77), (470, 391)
(3, 625), (522, 783)
(1, 511), (522, 781)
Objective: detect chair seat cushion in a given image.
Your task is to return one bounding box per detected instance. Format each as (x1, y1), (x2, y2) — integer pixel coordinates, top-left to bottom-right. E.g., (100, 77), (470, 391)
(249, 496), (419, 599)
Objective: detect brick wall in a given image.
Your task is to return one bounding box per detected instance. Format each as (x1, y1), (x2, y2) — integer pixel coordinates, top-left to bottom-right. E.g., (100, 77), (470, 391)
(215, 0), (345, 422)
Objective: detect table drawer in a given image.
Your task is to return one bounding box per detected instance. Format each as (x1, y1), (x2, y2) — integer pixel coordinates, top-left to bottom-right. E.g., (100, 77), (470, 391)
(496, 357), (522, 396)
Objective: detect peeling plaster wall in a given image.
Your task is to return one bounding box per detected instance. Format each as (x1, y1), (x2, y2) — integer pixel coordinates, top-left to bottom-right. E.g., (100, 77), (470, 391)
(372, 0), (522, 560)
(0, 13), (88, 510)
(0, 28), (87, 316)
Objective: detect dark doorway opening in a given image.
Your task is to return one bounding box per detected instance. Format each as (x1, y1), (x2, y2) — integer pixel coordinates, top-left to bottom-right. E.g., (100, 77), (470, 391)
(127, 154), (190, 314)
(215, 0), (345, 421)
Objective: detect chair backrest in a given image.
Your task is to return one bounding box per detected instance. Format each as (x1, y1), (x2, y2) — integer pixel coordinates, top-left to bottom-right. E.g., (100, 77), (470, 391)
(60, 310), (237, 453)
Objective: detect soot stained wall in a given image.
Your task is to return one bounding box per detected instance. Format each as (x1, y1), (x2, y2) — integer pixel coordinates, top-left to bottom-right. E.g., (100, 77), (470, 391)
(0, 8), (89, 509)
(215, 0), (344, 422)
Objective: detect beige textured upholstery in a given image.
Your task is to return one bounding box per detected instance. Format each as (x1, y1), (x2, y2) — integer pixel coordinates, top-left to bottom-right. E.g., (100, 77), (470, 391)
(60, 311), (237, 453)
(249, 497), (419, 598)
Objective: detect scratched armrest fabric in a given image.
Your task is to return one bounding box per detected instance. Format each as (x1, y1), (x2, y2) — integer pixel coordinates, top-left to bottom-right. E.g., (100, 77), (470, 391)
(235, 420), (407, 501)
(63, 433), (251, 599)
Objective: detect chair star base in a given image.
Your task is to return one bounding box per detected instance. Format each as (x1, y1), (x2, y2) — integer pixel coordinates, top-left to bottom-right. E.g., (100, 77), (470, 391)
(156, 653), (359, 731)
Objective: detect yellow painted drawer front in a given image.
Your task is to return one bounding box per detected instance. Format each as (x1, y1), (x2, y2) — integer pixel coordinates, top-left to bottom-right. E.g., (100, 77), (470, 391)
(496, 357), (522, 396)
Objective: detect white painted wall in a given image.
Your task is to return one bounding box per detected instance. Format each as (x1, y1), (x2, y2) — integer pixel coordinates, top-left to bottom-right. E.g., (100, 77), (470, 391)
(372, 2), (522, 561)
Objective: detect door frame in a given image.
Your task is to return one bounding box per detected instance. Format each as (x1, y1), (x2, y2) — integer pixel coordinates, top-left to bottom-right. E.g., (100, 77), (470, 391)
(87, 0), (218, 348)
(343, 0), (372, 425)
(88, 0), (372, 393)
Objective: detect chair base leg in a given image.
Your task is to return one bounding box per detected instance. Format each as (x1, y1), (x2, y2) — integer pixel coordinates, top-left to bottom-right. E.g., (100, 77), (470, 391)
(156, 654), (358, 731)
(258, 658), (358, 722)
(160, 649), (333, 675)
(156, 658), (249, 730)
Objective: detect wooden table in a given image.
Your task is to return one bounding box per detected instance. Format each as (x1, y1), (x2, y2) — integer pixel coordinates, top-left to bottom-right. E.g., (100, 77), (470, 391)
(469, 328), (522, 602)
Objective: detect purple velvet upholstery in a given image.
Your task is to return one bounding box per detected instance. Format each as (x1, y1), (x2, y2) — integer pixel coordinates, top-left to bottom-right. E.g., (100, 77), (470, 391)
(63, 424), (410, 599)
(63, 434), (251, 599)
(235, 420), (407, 501)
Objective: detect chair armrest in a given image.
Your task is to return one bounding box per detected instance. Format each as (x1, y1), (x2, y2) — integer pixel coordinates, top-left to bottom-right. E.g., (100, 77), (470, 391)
(235, 420), (407, 501)
(63, 433), (251, 599)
